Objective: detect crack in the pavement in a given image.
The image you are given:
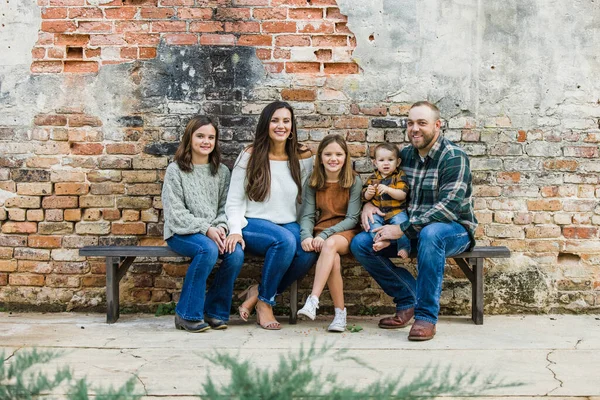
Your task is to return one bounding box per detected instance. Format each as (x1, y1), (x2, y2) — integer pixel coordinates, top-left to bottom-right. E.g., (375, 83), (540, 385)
(133, 372), (149, 396)
(574, 339), (583, 349)
(3, 347), (21, 362)
(545, 349), (563, 395)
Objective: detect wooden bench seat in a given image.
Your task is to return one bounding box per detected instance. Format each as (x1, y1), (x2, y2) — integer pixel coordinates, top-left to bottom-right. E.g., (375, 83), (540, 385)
(79, 245), (510, 325)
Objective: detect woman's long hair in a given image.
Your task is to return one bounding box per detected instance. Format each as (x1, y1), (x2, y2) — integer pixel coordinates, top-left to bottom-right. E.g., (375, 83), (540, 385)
(309, 134), (355, 190)
(245, 101), (305, 203)
(173, 116), (221, 175)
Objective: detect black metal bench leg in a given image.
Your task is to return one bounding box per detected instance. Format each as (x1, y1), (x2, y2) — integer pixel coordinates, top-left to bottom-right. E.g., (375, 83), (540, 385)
(106, 256), (120, 324)
(289, 280), (298, 324)
(472, 258), (484, 325)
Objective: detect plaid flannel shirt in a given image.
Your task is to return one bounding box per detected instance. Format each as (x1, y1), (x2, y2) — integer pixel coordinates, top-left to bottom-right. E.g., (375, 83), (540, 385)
(399, 136), (478, 248)
(362, 169), (409, 221)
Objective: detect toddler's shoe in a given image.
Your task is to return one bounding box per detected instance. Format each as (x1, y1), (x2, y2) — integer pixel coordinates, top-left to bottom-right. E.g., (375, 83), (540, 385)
(297, 295), (319, 320)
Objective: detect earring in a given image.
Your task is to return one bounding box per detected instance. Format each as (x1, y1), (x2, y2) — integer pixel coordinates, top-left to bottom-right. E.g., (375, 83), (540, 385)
(287, 133), (293, 140)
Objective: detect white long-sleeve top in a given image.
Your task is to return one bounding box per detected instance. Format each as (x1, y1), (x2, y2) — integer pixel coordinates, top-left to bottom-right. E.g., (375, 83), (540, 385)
(225, 150), (314, 236)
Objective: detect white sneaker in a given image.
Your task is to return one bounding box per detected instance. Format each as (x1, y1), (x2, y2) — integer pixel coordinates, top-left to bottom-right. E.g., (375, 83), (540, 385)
(297, 295), (319, 320)
(328, 308), (347, 332)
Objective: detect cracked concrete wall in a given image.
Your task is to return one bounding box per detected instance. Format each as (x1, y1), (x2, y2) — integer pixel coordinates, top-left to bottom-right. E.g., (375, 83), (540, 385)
(0, 0), (598, 314)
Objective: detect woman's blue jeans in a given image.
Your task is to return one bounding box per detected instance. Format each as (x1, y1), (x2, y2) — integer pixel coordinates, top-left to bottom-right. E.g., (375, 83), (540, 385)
(242, 218), (318, 306)
(369, 211), (411, 255)
(350, 221), (471, 324)
(167, 233), (244, 322)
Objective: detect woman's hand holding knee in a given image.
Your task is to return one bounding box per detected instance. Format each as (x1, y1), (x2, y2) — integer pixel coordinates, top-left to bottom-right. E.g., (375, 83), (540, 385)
(225, 233), (245, 254)
(312, 236), (325, 252)
(206, 227), (226, 254)
(301, 237), (315, 252)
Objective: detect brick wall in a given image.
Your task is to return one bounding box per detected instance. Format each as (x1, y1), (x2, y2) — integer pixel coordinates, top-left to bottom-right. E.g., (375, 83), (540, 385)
(0, 0), (599, 314)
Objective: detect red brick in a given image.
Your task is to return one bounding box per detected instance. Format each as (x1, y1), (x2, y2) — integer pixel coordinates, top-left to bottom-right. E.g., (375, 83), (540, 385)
(237, 34), (272, 46)
(252, 8), (286, 20)
(275, 34), (310, 47)
(564, 146), (598, 158)
(50, 0), (83, 5)
(313, 35), (348, 47)
(273, 48), (290, 59)
(55, 182), (89, 195)
(102, 209), (121, 220)
(112, 222), (146, 235)
(189, 21), (224, 33)
(47, 46), (66, 59)
(309, 0), (337, 4)
(176, 7), (212, 19)
(119, 47), (137, 59)
(517, 130), (527, 142)
(358, 104), (387, 116)
(335, 22), (351, 34)
(55, 34), (91, 46)
(2, 222), (37, 234)
(115, 21), (151, 33)
(0, 260), (18, 272)
(42, 7), (68, 19)
(285, 62), (320, 73)
(262, 21), (296, 33)
(527, 199), (562, 211)
(31, 47), (46, 59)
(139, 47), (157, 58)
(289, 8), (323, 20)
(42, 21), (77, 33)
(159, 0), (193, 5)
(124, 33), (161, 45)
(152, 21), (187, 32)
(281, 88), (316, 101)
(0, 273), (6, 286)
(254, 48), (271, 60)
(106, 143), (140, 154)
(34, 114), (67, 126)
(199, 34), (235, 45)
(224, 21), (260, 33)
(68, 7), (103, 19)
(27, 209), (45, 221)
(64, 61), (98, 73)
(497, 172), (521, 184)
(233, 0), (268, 4)
(333, 116), (369, 129)
(215, 7), (250, 20)
(104, 7), (138, 19)
(298, 21), (335, 34)
(77, 21), (113, 33)
(140, 6), (175, 19)
(563, 227), (598, 239)
(70, 143), (104, 155)
(325, 7), (347, 21)
(543, 159), (578, 171)
(271, 0), (305, 5)
(323, 62), (359, 74)
(161, 33), (196, 45)
(9, 274), (45, 287)
(37, 32), (54, 45)
(30, 61), (63, 73)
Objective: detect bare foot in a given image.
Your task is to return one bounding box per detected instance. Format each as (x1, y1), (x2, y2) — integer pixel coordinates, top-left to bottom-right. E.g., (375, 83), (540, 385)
(397, 249), (409, 259)
(373, 240), (391, 252)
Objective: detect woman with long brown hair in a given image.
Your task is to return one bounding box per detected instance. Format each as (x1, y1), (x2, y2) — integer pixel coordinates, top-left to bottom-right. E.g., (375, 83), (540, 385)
(224, 101), (316, 330)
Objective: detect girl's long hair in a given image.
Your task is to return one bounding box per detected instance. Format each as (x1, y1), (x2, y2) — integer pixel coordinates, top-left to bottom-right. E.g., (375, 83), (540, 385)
(245, 101), (305, 203)
(309, 134), (355, 190)
(173, 116), (221, 175)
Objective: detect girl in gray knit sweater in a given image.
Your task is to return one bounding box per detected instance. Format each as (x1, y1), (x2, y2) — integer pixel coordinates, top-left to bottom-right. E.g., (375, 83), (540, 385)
(162, 116), (244, 332)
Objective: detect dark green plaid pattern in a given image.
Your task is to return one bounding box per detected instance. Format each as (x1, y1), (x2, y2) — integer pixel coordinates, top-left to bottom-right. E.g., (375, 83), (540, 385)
(399, 136), (478, 248)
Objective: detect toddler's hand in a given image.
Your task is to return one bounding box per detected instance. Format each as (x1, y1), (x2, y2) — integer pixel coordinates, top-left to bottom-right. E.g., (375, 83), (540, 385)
(365, 184), (377, 198)
(377, 184), (390, 195)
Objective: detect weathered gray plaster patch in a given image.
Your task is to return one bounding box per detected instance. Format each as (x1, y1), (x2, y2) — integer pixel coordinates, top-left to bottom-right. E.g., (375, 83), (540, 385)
(0, 0), (40, 66)
(336, 0), (600, 128)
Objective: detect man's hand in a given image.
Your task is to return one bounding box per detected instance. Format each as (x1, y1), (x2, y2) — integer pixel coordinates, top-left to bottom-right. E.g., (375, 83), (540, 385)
(224, 233), (245, 254)
(301, 237), (314, 252)
(361, 202), (384, 232)
(364, 184), (377, 200)
(312, 236), (325, 252)
(206, 227), (226, 254)
(372, 224), (404, 242)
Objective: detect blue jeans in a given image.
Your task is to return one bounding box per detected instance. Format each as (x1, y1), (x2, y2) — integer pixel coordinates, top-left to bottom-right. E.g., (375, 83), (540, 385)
(242, 218), (318, 306)
(167, 233), (244, 322)
(369, 211), (411, 255)
(350, 221), (471, 324)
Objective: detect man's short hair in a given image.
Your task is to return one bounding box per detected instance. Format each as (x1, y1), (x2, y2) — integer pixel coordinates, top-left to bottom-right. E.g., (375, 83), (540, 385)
(410, 101), (441, 121)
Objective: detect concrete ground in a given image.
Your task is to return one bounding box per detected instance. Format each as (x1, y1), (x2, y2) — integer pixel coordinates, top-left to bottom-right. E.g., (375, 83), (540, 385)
(1, 312), (599, 399)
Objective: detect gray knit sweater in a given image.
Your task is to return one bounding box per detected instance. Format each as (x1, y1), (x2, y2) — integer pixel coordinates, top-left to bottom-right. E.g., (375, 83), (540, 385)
(162, 162), (230, 240)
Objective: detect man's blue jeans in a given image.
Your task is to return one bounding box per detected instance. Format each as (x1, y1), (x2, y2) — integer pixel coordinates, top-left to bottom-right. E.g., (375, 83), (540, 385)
(167, 233), (244, 322)
(242, 218), (318, 306)
(369, 211), (411, 255)
(350, 221), (471, 324)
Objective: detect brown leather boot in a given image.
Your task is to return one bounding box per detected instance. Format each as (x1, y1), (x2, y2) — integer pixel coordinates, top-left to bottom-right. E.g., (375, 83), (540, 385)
(408, 320), (436, 341)
(378, 308), (414, 329)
